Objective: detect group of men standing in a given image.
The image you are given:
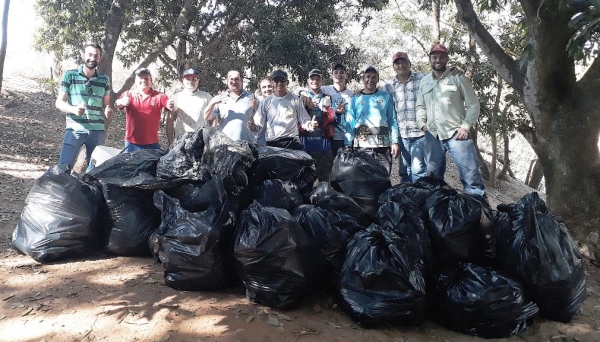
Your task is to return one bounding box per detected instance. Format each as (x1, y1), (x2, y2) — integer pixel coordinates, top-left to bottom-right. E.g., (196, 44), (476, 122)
(55, 42), (485, 197)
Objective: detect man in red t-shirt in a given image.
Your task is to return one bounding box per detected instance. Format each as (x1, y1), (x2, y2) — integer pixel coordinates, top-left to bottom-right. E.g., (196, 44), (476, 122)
(115, 68), (175, 152)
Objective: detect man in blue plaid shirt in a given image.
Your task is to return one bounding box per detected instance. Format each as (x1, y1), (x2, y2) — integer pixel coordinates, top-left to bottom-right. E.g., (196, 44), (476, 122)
(384, 51), (446, 183)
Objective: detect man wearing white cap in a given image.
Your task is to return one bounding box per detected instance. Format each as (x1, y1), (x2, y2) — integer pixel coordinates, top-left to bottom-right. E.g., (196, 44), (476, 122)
(344, 66), (399, 174)
(166, 68), (212, 145)
(384, 51), (446, 183)
(416, 44), (486, 197)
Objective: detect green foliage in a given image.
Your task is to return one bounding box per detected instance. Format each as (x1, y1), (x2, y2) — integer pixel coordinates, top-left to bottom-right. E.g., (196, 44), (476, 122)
(568, 1), (600, 61)
(34, 0), (376, 94)
(36, 77), (58, 96)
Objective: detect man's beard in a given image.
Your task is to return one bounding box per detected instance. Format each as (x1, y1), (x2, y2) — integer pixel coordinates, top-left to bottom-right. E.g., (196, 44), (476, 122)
(432, 64), (446, 72)
(85, 60), (98, 69)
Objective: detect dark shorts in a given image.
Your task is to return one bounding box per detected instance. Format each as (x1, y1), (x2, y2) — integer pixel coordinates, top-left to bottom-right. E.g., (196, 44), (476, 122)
(266, 137), (303, 150)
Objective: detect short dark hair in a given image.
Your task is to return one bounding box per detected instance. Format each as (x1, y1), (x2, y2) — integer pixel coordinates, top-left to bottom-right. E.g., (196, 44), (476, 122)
(83, 42), (102, 54)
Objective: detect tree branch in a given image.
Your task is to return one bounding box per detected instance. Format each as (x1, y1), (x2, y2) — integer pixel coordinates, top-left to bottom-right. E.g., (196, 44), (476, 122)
(453, 0), (525, 92)
(116, 0), (195, 96)
(99, 0), (131, 101)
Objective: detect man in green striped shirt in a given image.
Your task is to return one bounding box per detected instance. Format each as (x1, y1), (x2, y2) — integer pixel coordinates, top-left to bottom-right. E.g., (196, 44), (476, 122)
(55, 43), (113, 170)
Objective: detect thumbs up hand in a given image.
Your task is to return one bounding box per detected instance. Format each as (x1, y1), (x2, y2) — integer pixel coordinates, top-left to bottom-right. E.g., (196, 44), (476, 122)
(311, 115), (319, 130)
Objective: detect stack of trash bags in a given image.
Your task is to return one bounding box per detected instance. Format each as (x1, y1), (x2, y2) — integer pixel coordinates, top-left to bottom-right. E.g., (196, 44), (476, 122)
(11, 126), (587, 338)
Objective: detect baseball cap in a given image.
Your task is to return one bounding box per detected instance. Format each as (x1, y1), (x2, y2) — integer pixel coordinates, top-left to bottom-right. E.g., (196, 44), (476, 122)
(271, 70), (288, 80)
(392, 52), (410, 63)
(332, 63), (347, 71)
(182, 68), (199, 77)
(362, 65), (379, 75)
(430, 44), (448, 55)
(135, 68), (151, 76)
(308, 69), (323, 78)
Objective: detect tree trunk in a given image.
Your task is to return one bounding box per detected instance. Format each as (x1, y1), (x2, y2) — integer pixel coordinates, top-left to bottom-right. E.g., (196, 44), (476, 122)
(432, 0), (441, 44)
(0, 0), (10, 91)
(525, 159), (543, 190)
(498, 133), (510, 180)
(454, 0), (600, 260)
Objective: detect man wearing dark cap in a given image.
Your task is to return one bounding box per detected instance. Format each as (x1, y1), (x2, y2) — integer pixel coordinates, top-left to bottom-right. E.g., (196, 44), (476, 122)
(204, 70), (258, 142)
(416, 44), (486, 197)
(298, 68), (336, 181)
(55, 43), (113, 170)
(249, 70), (318, 150)
(384, 51), (446, 183)
(322, 63), (355, 155)
(166, 68), (212, 145)
(115, 68), (175, 152)
(345, 66), (399, 174)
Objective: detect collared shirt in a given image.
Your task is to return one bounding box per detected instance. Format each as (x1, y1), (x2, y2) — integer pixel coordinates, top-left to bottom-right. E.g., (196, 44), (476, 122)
(416, 69), (480, 140)
(254, 92), (312, 142)
(61, 66), (110, 132)
(344, 89), (399, 148)
(384, 71), (425, 139)
(321, 85), (354, 141)
(213, 89), (256, 142)
(119, 89), (170, 145)
(171, 89), (212, 137)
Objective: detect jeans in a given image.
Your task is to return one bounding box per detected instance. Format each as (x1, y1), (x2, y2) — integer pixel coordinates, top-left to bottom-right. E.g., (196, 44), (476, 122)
(441, 133), (486, 197)
(400, 131), (446, 183)
(124, 141), (160, 153)
(59, 130), (105, 169)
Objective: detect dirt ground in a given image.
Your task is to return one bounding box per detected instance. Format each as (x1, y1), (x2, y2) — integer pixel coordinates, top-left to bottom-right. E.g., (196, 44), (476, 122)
(1, 76), (599, 342)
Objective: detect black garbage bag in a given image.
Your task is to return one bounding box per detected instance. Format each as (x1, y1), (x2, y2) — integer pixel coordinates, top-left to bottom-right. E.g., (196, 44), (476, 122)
(376, 200), (433, 276)
(330, 150), (391, 216)
(162, 181), (209, 212)
(292, 204), (351, 290)
(339, 224), (427, 328)
(308, 182), (370, 232)
(156, 130), (205, 180)
(495, 192), (587, 322)
(233, 202), (312, 310)
(423, 188), (495, 268)
(150, 180), (237, 291)
(430, 263), (538, 338)
(12, 164), (105, 263)
(85, 150), (170, 256)
(252, 146), (317, 194)
(253, 179), (304, 211)
(378, 176), (451, 208)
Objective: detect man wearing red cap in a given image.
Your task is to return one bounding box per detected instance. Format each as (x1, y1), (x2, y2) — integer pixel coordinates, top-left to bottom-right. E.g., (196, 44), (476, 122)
(384, 51), (446, 183)
(416, 44), (486, 197)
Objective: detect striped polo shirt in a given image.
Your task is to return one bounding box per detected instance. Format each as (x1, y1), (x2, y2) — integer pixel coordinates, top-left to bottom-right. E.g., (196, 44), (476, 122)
(61, 66), (110, 131)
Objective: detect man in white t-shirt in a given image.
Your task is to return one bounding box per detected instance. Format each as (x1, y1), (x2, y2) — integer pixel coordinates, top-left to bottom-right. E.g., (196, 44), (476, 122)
(321, 63), (355, 155)
(166, 68), (212, 145)
(248, 70), (318, 150)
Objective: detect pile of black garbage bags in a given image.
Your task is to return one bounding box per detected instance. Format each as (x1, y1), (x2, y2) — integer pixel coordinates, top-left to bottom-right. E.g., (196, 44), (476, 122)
(11, 127), (587, 338)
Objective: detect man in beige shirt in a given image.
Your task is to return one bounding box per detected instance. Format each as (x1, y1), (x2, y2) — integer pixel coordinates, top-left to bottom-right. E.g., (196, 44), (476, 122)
(416, 44), (486, 197)
(166, 68), (212, 145)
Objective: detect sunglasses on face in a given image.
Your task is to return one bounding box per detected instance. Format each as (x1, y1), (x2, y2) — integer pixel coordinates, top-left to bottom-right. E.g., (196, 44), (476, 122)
(273, 78), (287, 84)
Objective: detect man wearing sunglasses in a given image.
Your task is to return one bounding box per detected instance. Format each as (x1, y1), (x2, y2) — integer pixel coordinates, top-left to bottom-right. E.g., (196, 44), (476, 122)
(55, 43), (113, 170)
(115, 68), (175, 152)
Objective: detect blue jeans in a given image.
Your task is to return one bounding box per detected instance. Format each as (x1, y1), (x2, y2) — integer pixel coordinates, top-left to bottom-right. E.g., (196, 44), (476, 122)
(124, 141), (160, 153)
(441, 133), (486, 197)
(400, 131), (446, 183)
(59, 130), (105, 169)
